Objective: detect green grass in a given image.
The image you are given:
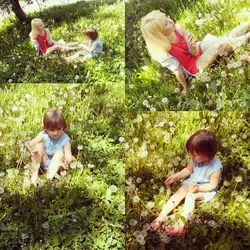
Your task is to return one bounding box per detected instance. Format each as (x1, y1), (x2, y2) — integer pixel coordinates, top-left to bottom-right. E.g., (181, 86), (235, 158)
(125, 111), (250, 249)
(126, 0), (250, 111)
(0, 83), (125, 249)
(0, 0), (125, 83)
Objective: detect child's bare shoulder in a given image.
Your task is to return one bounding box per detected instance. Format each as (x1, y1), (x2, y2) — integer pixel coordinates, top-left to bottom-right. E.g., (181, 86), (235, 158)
(175, 23), (185, 34)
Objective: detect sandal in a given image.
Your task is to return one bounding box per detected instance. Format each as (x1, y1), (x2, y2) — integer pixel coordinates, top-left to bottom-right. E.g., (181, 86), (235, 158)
(163, 221), (185, 236)
(150, 219), (164, 231)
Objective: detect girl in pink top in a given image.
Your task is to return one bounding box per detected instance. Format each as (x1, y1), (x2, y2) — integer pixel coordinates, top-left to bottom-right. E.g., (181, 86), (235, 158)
(141, 10), (250, 95)
(29, 18), (81, 59)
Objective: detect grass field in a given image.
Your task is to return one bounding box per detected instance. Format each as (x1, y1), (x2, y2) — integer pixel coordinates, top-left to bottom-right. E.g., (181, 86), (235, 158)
(0, 0), (124, 84)
(125, 111), (250, 249)
(0, 83), (125, 249)
(126, 0), (250, 111)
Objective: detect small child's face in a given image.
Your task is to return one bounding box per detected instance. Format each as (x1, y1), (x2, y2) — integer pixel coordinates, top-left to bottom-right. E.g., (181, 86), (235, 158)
(38, 23), (45, 32)
(191, 152), (211, 164)
(163, 17), (175, 35)
(46, 128), (64, 139)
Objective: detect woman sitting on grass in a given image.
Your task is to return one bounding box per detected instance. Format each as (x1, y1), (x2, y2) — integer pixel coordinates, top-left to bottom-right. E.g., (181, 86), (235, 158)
(30, 18), (80, 60)
(150, 130), (222, 236)
(27, 107), (72, 185)
(141, 10), (250, 95)
(62, 26), (104, 63)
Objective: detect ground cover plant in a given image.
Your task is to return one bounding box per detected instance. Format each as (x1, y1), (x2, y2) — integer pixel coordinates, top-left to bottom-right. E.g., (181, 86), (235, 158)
(125, 112), (250, 249)
(126, 0), (250, 111)
(0, 0), (124, 83)
(0, 83), (125, 249)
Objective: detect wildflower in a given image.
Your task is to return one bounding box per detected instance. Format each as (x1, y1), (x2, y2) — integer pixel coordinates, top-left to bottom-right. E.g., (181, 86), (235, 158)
(119, 137), (125, 142)
(135, 234), (144, 242)
(133, 195), (140, 203)
(221, 71), (227, 77)
(108, 185), (118, 193)
(77, 145), (83, 150)
(69, 106), (75, 112)
(136, 177), (142, 183)
(133, 137), (139, 143)
(87, 163), (95, 169)
(235, 176), (242, 182)
(162, 97), (168, 103)
(142, 100), (149, 106)
(231, 134), (237, 139)
(85, 88), (89, 93)
(158, 121), (164, 127)
(222, 142), (227, 147)
(129, 218), (137, 226)
(146, 201), (155, 210)
(150, 107), (156, 112)
(142, 223), (151, 231)
(118, 202), (125, 214)
(129, 84), (134, 89)
(0, 187), (4, 194)
(42, 221), (49, 229)
(73, 65), (77, 69)
(75, 75), (79, 81)
(169, 121), (174, 127)
(239, 69), (244, 74)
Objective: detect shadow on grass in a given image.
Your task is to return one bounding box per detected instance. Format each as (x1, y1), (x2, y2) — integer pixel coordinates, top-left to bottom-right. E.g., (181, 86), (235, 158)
(0, 0), (116, 58)
(0, 179), (118, 248)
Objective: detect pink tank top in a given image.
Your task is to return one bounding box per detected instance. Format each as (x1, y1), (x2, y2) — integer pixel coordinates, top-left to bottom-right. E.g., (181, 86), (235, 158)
(169, 30), (202, 75)
(36, 29), (53, 54)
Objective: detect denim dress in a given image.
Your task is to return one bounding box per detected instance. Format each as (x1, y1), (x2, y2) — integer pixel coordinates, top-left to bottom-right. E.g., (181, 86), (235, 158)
(182, 157), (223, 202)
(43, 131), (70, 168)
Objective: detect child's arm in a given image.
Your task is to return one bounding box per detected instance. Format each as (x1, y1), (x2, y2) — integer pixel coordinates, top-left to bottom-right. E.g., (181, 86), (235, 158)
(196, 169), (222, 192)
(165, 160), (193, 185)
(29, 132), (43, 148)
(173, 66), (189, 95)
(176, 24), (199, 56)
(63, 142), (72, 166)
(83, 42), (98, 53)
(46, 28), (54, 45)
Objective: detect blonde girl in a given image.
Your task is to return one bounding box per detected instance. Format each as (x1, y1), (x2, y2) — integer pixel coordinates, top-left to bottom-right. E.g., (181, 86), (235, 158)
(30, 18), (80, 59)
(141, 10), (250, 95)
(28, 107), (72, 185)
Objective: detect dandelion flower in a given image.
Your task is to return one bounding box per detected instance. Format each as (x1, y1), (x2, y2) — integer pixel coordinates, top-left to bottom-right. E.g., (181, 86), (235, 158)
(133, 195), (140, 203)
(42, 221), (49, 229)
(108, 185), (118, 193)
(0, 187), (4, 194)
(145, 201), (155, 210)
(162, 97), (168, 103)
(129, 218), (137, 226)
(235, 176), (242, 182)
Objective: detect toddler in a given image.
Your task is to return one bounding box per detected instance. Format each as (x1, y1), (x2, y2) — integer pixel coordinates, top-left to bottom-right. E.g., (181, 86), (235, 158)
(150, 130), (222, 235)
(63, 26), (104, 62)
(28, 107), (72, 185)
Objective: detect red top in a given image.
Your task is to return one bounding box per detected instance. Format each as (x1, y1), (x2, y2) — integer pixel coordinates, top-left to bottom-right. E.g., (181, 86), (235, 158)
(36, 29), (53, 54)
(169, 30), (202, 74)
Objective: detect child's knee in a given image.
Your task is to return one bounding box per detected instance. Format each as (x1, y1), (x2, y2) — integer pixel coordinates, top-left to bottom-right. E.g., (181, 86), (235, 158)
(53, 151), (64, 160)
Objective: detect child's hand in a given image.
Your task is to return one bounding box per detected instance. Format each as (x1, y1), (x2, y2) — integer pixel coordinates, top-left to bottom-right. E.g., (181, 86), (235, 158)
(164, 173), (180, 186)
(62, 159), (70, 170)
(189, 182), (198, 193)
(188, 34), (199, 56)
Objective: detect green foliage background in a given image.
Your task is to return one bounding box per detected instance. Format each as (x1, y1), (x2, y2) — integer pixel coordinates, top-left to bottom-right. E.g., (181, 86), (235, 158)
(0, 0), (124, 84)
(126, 0), (250, 111)
(125, 111), (250, 249)
(0, 83), (125, 249)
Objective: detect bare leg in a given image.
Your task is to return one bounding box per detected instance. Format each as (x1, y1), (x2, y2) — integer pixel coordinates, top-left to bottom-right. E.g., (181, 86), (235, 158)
(47, 151), (64, 180)
(228, 22), (250, 38)
(196, 39), (233, 72)
(30, 143), (47, 185)
(156, 185), (189, 221)
(181, 192), (204, 219)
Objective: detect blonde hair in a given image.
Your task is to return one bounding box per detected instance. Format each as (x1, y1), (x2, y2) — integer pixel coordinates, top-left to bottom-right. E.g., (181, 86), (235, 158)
(29, 18), (44, 40)
(141, 10), (171, 61)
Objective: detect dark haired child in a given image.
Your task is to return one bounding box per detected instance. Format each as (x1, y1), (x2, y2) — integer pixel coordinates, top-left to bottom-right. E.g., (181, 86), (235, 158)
(150, 130), (222, 235)
(63, 26), (104, 62)
(28, 107), (72, 185)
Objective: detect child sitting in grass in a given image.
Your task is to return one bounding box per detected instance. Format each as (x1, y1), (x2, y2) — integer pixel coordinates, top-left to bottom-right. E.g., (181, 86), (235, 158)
(27, 107), (72, 185)
(150, 130), (222, 236)
(141, 10), (250, 95)
(63, 26), (104, 63)
(30, 18), (80, 60)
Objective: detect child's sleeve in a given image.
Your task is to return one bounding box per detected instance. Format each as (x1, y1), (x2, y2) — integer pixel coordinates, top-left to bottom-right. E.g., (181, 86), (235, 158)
(31, 38), (40, 49)
(158, 55), (180, 72)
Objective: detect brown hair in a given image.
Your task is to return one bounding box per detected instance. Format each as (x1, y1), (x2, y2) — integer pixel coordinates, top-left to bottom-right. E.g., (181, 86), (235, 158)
(186, 130), (217, 160)
(85, 26), (98, 40)
(43, 107), (66, 131)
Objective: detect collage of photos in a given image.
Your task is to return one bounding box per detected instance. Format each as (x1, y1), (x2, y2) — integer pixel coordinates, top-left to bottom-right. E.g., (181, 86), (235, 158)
(0, 0), (249, 249)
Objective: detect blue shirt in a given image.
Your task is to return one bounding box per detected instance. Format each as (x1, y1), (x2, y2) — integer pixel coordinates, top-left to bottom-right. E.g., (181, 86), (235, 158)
(43, 131), (70, 156)
(183, 156), (223, 186)
(89, 38), (104, 57)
